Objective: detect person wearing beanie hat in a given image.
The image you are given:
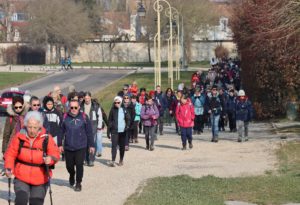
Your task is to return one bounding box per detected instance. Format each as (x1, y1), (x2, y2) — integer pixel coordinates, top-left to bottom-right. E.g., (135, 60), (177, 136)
(2, 96), (29, 154)
(235, 89), (253, 142)
(107, 96), (131, 166)
(43, 96), (63, 145)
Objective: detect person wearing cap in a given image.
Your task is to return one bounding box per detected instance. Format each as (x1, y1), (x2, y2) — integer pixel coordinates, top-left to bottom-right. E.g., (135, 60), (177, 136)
(107, 96), (131, 166)
(226, 89), (237, 132)
(191, 86), (206, 134)
(235, 90), (253, 142)
(205, 85), (223, 142)
(2, 96), (29, 155)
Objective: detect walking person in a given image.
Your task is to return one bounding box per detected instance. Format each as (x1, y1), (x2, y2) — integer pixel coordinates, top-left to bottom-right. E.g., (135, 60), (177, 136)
(59, 100), (95, 191)
(107, 96), (131, 167)
(226, 89), (237, 132)
(122, 94), (135, 150)
(162, 88), (176, 126)
(60, 57), (66, 71)
(141, 95), (159, 151)
(66, 56), (73, 70)
(154, 85), (165, 135)
(235, 90), (253, 142)
(131, 95), (142, 143)
(176, 95), (195, 150)
(2, 96), (29, 155)
(191, 86), (206, 134)
(205, 85), (222, 142)
(80, 92), (103, 166)
(4, 111), (60, 205)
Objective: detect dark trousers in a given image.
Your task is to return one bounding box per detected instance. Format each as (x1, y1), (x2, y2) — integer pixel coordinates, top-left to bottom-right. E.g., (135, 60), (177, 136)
(14, 178), (47, 205)
(111, 132), (126, 162)
(219, 115), (225, 130)
(155, 116), (164, 134)
(125, 129), (131, 146)
(132, 121), (139, 140)
(181, 127), (192, 146)
(144, 126), (155, 147)
(85, 134), (96, 163)
(228, 112), (236, 131)
(65, 148), (85, 184)
(194, 115), (204, 132)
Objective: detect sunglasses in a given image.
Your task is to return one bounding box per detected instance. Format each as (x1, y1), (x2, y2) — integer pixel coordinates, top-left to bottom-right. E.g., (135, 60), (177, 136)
(124, 97), (129, 99)
(70, 107), (78, 110)
(114, 102), (121, 104)
(33, 104), (40, 107)
(14, 106), (23, 109)
(123, 89), (128, 91)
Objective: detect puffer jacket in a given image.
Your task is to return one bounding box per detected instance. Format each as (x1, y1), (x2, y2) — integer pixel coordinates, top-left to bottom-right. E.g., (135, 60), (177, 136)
(4, 128), (60, 185)
(191, 94), (206, 115)
(141, 104), (159, 127)
(2, 104), (29, 153)
(133, 102), (142, 121)
(236, 96), (253, 122)
(176, 101), (195, 128)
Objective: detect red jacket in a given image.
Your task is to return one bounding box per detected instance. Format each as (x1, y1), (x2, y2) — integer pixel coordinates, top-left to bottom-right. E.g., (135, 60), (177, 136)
(4, 128), (60, 185)
(176, 101), (195, 128)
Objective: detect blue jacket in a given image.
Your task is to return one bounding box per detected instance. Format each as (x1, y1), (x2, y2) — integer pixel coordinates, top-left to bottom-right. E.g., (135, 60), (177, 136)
(226, 95), (236, 113)
(235, 97), (253, 121)
(133, 102), (142, 121)
(155, 91), (165, 116)
(59, 112), (94, 151)
(191, 94), (206, 115)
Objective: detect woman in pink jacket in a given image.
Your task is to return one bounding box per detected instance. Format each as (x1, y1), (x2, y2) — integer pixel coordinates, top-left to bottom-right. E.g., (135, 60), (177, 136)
(176, 95), (195, 150)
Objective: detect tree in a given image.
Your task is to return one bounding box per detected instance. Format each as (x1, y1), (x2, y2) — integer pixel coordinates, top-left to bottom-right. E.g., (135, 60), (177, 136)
(230, 0), (300, 119)
(22, 0), (91, 63)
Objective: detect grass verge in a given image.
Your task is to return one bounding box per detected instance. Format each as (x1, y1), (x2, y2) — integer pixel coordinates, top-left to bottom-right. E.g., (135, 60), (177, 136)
(0, 72), (45, 90)
(94, 71), (194, 114)
(125, 141), (300, 205)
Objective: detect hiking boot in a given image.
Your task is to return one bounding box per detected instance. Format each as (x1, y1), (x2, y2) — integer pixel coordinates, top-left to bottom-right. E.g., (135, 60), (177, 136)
(134, 139), (139, 143)
(87, 161), (94, 167)
(109, 161), (116, 167)
(182, 145), (187, 150)
(118, 160), (123, 166)
(149, 145), (154, 151)
(146, 145), (149, 150)
(160, 132), (163, 136)
(74, 183), (82, 192)
(96, 153), (102, 157)
(237, 139), (242, 142)
(69, 176), (75, 187)
(189, 142), (193, 149)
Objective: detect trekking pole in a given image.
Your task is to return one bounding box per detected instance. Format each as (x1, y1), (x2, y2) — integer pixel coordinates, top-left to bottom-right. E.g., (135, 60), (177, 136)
(44, 155), (53, 205)
(8, 177), (11, 205)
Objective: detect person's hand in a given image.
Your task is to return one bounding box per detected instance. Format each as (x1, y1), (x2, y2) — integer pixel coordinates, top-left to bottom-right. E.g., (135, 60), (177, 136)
(44, 156), (52, 165)
(59, 146), (64, 153)
(169, 110), (173, 114)
(5, 169), (12, 178)
(107, 133), (111, 139)
(208, 110), (212, 114)
(89, 147), (95, 155)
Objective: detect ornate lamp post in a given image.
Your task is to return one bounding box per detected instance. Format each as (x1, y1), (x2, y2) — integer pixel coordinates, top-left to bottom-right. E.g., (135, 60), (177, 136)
(137, 1), (146, 40)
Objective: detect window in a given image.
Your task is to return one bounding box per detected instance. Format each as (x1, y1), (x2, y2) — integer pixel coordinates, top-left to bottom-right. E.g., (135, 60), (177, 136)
(11, 13), (27, 21)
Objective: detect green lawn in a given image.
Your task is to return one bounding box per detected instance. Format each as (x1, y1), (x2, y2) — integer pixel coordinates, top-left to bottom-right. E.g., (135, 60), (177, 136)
(125, 141), (300, 205)
(0, 72), (45, 90)
(94, 71), (194, 114)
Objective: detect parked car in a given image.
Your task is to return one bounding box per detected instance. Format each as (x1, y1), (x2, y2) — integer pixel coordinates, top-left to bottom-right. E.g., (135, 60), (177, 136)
(0, 88), (25, 115)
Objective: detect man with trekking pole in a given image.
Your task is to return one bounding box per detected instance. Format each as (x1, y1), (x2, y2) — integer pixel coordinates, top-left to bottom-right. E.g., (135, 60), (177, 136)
(3, 111), (60, 205)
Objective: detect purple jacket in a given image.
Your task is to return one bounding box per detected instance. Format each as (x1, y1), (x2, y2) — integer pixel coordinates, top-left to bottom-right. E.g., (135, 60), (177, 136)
(141, 104), (159, 127)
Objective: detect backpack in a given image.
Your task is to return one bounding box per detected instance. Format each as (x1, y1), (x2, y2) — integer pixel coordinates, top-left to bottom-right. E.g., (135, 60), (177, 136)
(17, 132), (55, 169)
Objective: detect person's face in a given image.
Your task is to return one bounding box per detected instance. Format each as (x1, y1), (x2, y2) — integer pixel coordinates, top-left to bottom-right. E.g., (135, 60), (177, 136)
(84, 95), (91, 105)
(30, 100), (41, 111)
(181, 97), (187, 104)
(177, 92), (182, 98)
(212, 88), (217, 95)
(146, 99), (153, 105)
(131, 98), (137, 104)
(156, 87), (161, 93)
(167, 90), (172, 96)
(229, 91), (234, 97)
(26, 119), (41, 138)
(70, 101), (80, 115)
(114, 100), (121, 108)
(54, 87), (61, 95)
(219, 89), (224, 94)
(123, 88), (128, 94)
(46, 101), (54, 110)
(79, 97), (84, 103)
(123, 96), (130, 103)
(14, 102), (23, 113)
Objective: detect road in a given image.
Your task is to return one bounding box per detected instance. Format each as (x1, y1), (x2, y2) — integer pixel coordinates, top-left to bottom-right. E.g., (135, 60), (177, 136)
(0, 69), (132, 136)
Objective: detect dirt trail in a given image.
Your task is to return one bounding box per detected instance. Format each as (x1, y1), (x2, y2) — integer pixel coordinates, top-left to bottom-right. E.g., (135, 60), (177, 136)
(0, 122), (279, 205)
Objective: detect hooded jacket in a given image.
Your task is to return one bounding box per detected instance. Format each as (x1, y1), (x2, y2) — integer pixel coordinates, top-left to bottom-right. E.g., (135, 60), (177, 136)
(176, 101), (195, 128)
(80, 100), (103, 136)
(107, 105), (131, 135)
(43, 107), (63, 142)
(2, 104), (29, 153)
(235, 96), (253, 121)
(141, 103), (159, 127)
(4, 128), (60, 185)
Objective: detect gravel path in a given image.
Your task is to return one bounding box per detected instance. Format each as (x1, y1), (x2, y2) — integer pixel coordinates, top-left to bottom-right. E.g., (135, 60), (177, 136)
(0, 122), (279, 205)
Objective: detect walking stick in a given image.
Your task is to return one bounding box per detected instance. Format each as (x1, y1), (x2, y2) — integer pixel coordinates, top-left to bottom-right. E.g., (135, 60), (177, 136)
(44, 151), (53, 205)
(8, 177), (11, 205)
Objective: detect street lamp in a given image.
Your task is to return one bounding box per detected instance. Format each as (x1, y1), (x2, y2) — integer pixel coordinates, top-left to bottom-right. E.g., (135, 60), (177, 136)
(136, 1), (146, 41)
(137, 2), (146, 17)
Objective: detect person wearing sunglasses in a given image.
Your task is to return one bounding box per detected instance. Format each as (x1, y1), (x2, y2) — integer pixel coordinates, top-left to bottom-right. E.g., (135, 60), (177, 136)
(107, 96), (131, 167)
(117, 84), (131, 98)
(122, 94), (135, 150)
(2, 96), (29, 155)
(59, 100), (95, 191)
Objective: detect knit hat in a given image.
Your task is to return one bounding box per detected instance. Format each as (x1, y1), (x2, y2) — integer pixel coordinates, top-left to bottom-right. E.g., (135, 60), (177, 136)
(238, 90), (245, 96)
(114, 96), (122, 103)
(12, 96), (24, 105)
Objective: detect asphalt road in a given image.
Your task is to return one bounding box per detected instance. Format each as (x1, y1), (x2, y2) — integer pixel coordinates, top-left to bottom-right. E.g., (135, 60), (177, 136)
(0, 69), (132, 136)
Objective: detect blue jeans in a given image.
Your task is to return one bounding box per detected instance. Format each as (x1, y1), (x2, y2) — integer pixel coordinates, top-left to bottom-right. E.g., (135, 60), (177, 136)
(181, 127), (192, 146)
(96, 131), (102, 154)
(211, 114), (220, 139)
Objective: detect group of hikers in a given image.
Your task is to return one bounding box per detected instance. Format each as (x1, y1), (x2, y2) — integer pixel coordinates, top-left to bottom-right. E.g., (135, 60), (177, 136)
(60, 56), (73, 71)
(1, 57), (253, 204)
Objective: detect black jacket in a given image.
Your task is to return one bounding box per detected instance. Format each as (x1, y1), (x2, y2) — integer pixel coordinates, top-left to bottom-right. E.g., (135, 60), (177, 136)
(107, 105), (131, 136)
(43, 108), (63, 140)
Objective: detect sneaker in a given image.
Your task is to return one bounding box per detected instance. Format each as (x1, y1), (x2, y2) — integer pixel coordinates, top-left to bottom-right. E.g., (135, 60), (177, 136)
(118, 160), (123, 166)
(74, 183), (82, 192)
(237, 139), (242, 142)
(109, 161), (116, 167)
(149, 145), (154, 151)
(96, 153), (102, 157)
(134, 139), (139, 143)
(69, 176), (75, 187)
(146, 145), (149, 150)
(189, 143), (193, 149)
(182, 145), (187, 150)
(129, 139), (133, 143)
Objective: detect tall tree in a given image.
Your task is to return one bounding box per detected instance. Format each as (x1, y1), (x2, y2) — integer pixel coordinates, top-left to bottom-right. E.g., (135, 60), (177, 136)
(22, 0), (91, 63)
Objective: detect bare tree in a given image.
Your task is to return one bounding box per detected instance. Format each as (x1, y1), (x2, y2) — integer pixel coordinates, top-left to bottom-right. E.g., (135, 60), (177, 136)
(22, 0), (91, 63)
